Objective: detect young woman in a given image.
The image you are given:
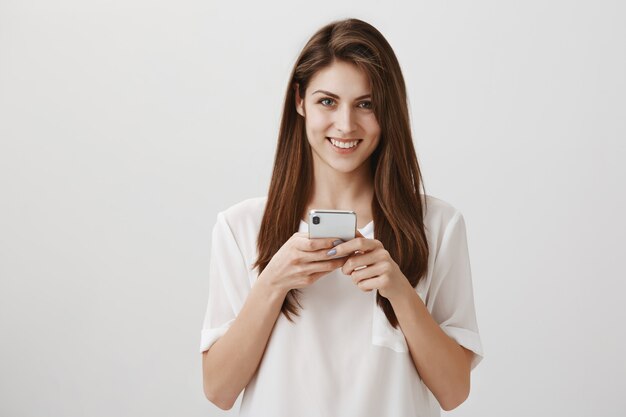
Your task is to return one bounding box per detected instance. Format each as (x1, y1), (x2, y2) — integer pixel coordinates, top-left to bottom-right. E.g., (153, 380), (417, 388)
(200, 18), (483, 416)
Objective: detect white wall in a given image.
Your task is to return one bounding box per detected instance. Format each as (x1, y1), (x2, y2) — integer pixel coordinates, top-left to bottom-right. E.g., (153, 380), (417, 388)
(1, 1), (624, 416)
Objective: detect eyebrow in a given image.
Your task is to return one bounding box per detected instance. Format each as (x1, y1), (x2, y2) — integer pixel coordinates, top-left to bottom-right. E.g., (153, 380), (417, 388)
(312, 90), (371, 101)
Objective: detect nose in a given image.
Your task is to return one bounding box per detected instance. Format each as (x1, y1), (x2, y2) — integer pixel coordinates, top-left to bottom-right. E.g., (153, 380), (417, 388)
(334, 104), (357, 136)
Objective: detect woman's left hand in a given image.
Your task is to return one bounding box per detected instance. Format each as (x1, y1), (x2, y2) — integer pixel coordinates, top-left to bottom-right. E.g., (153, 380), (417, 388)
(332, 230), (413, 301)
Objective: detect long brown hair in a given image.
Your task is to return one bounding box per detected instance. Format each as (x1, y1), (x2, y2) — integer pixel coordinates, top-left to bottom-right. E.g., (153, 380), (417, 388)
(253, 18), (429, 329)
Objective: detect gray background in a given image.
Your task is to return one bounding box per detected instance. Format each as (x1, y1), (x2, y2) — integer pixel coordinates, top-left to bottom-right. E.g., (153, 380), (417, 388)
(1, 0), (625, 416)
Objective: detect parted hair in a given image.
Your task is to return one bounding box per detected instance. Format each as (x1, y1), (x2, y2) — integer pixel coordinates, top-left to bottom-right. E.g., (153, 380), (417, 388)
(252, 18), (429, 329)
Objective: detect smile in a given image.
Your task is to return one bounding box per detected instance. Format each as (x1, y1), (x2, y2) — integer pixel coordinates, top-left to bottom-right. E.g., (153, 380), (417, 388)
(326, 137), (362, 149)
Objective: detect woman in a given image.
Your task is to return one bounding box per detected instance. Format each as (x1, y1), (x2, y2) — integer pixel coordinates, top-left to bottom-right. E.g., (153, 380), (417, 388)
(200, 18), (483, 416)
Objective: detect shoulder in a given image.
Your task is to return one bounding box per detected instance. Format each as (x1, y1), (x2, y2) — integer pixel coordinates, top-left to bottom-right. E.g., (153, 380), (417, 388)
(219, 196), (268, 224)
(423, 194), (463, 225)
(215, 196), (268, 246)
(421, 194), (466, 243)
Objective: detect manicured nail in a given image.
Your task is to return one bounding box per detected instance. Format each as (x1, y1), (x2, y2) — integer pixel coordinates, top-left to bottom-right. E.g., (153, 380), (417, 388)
(326, 248), (337, 256)
(332, 239), (343, 247)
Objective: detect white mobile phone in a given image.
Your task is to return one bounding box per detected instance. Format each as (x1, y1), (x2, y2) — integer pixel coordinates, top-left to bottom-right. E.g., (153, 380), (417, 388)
(308, 209), (357, 241)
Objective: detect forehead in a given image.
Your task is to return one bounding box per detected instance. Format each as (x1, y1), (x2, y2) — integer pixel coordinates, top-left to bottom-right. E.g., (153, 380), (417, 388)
(307, 60), (371, 98)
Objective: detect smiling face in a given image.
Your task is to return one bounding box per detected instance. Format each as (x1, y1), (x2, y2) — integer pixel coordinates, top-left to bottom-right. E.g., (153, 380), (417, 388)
(295, 60), (381, 175)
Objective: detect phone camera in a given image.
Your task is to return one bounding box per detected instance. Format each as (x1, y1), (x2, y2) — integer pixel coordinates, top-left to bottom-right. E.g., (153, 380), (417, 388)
(312, 216), (320, 225)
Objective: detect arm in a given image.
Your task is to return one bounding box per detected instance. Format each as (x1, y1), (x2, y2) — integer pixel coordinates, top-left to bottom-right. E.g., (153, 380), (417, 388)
(388, 289), (473, 411)
(388, 211), (482, 410)
(201, 226), (344, 410)
(202, 275), (287, 410)
(338, 212), (483, 411)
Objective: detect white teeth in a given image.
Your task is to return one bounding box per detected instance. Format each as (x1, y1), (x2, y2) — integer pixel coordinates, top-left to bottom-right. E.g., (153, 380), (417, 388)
(329, 138), (360, 149)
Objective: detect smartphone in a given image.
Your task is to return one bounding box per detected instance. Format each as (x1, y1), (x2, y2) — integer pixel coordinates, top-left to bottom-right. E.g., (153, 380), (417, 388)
(308, 209), (357, 241)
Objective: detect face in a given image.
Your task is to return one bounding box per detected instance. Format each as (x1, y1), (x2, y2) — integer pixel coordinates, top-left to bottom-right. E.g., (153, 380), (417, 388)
(295, 60), (381, 175)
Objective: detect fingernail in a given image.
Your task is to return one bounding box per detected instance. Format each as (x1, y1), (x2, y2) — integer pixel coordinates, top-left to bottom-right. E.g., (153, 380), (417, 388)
(326, 248), (337, 256)
(332, 239), (343, 247)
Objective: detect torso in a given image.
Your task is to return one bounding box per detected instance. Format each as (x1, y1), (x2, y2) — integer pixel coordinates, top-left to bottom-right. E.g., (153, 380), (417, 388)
(204, 194), (481, 417)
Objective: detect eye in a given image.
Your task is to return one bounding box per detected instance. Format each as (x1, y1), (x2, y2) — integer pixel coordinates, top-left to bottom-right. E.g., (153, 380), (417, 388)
(358, 101), (373, 109)
(318, 98), (336, 107)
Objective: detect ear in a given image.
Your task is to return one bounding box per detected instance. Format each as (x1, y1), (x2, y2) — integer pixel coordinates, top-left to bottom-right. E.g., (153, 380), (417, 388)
(294, 83), (305, 117)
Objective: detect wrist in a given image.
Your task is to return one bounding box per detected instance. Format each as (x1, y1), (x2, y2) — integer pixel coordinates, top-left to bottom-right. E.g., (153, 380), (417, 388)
(256, 272), (288, 301)
(386, 280), (417, 307)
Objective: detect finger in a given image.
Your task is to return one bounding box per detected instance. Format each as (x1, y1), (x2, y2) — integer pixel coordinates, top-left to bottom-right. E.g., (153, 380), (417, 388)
(304, 257), (346, 274)
(350, 263), (384, 283)
(295, 236), (344, 252)
(355, 276), (378, 292)
(307, 263), (344, 283)
(332, 237), (378, 258)
(341, 251), (379, 275)
(306, 270), (329, 283)
(300, 245), (348, 262)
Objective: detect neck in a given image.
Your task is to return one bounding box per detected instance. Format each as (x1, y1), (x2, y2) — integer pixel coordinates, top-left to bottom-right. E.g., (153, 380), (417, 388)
(305, 158), (375, 224)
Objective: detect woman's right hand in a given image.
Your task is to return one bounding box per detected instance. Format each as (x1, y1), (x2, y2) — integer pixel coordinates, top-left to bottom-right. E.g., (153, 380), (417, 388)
(259, 232), (347, 295)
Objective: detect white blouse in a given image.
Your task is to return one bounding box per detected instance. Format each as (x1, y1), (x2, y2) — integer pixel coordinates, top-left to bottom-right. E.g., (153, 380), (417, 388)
(200, 195), (484, 416)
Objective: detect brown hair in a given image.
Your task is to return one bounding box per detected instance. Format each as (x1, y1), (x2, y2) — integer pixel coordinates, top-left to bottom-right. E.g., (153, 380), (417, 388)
(252, 18), (429, 329)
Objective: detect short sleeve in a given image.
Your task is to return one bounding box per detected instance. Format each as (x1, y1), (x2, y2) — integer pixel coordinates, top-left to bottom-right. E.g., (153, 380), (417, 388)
(427, 211), (484, 370)
(199, 212), (251, 353)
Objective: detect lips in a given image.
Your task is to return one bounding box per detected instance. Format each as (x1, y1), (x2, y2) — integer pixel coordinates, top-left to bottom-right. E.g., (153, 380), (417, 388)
(326, 137), (362, 149)
(325, 137), (363, 153)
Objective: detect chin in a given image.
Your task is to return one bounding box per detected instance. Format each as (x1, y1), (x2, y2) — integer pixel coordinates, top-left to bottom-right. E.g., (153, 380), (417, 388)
(328, 159), (369, 174)
(310, 144), (373, 174)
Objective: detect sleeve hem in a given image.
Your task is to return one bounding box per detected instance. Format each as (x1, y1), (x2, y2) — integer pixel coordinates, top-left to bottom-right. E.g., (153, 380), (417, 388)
(440, 325), (484, 370)
(199, 320), (235, 353)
